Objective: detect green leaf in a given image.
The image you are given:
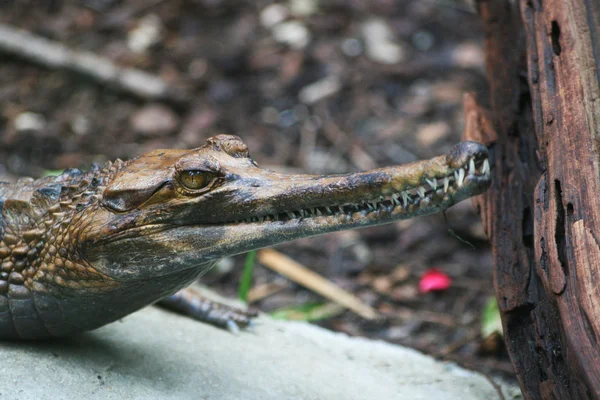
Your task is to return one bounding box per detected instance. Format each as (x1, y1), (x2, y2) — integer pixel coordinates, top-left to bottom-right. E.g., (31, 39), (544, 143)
(270, 302), (345, 322)
(41, 170), (64, 177)
(238, 250), (257, 302)
(481, 296), (503, 338)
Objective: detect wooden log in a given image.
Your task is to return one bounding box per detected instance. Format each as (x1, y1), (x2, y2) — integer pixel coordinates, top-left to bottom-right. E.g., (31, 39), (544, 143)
(464, 0), (600, 398)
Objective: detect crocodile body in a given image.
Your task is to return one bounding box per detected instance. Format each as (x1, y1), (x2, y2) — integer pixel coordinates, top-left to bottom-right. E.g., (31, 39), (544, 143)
(0, 135), (491, 339)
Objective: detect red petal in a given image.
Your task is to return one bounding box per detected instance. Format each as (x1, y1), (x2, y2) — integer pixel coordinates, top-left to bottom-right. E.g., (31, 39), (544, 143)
(419, 268), (452, 293)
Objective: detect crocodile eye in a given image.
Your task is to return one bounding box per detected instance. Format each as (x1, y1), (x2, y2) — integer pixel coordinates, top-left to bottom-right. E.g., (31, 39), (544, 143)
(180, 170), (212, 190)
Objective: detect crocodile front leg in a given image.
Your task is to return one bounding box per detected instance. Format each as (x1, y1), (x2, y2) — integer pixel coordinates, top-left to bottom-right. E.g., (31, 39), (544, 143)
(157, 287), (258, 334)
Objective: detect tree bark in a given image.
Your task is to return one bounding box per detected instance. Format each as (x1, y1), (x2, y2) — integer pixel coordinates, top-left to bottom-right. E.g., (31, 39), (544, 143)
(463, 0), (600, 398)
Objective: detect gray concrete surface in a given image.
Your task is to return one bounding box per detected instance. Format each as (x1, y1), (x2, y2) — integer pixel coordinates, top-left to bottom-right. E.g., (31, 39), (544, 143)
(0, 297), (520, 400)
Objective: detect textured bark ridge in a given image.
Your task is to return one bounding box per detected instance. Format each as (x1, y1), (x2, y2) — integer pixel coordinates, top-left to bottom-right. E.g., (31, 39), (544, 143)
(464, 0), (600, 398)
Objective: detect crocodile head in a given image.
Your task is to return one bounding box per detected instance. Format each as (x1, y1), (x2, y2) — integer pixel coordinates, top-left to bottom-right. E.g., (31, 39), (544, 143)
(82, 134), (491, 283)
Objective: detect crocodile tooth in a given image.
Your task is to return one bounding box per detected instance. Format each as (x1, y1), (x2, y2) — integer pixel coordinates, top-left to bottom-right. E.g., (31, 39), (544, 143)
(453, 170), (459, 182)
(325, 207), (332, 214)
(316, 208), (323, 216)
(457, 168), (465, 187)
(401, 192), (409, 207)
(482, 159), (490, 175)
(417, 186), (426, 198)
(426, 178), (437, 190)
(287, 212), (294, 219)
(469, 158), (476, 175)
(443, 177), (450, 193)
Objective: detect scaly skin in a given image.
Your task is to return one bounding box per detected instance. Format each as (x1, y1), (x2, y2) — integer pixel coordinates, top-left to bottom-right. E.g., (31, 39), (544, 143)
(0, 135), (491, 339)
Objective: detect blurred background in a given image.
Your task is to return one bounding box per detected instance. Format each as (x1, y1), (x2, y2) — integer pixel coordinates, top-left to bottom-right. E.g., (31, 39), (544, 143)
(0, 0), (512, 380)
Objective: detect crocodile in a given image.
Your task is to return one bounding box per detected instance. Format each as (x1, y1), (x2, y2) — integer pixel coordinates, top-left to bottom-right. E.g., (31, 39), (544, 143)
(0, 134), (490, 339)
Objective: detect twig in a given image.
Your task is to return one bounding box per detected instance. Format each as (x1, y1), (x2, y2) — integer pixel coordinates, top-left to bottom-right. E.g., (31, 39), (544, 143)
(246, 282), (288, 303)
(258, 249), (381, 320)
(481, 372), (508, 400)
(413, 342), (513, 400)
(317, 104), (378, 171)
(391, 306), (457, 327)
(0, 23), (182, 102)
(438, 330), (480, 356)
(436, 352), (513, 400)
(97, 0), (168, 26)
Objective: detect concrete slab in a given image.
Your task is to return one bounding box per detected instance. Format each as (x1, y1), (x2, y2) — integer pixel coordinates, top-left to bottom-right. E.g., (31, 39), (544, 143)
(0, 299), (520, 400)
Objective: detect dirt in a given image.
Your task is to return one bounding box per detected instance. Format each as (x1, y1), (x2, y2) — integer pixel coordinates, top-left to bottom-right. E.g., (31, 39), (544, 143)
(0, 0), (514, 382)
